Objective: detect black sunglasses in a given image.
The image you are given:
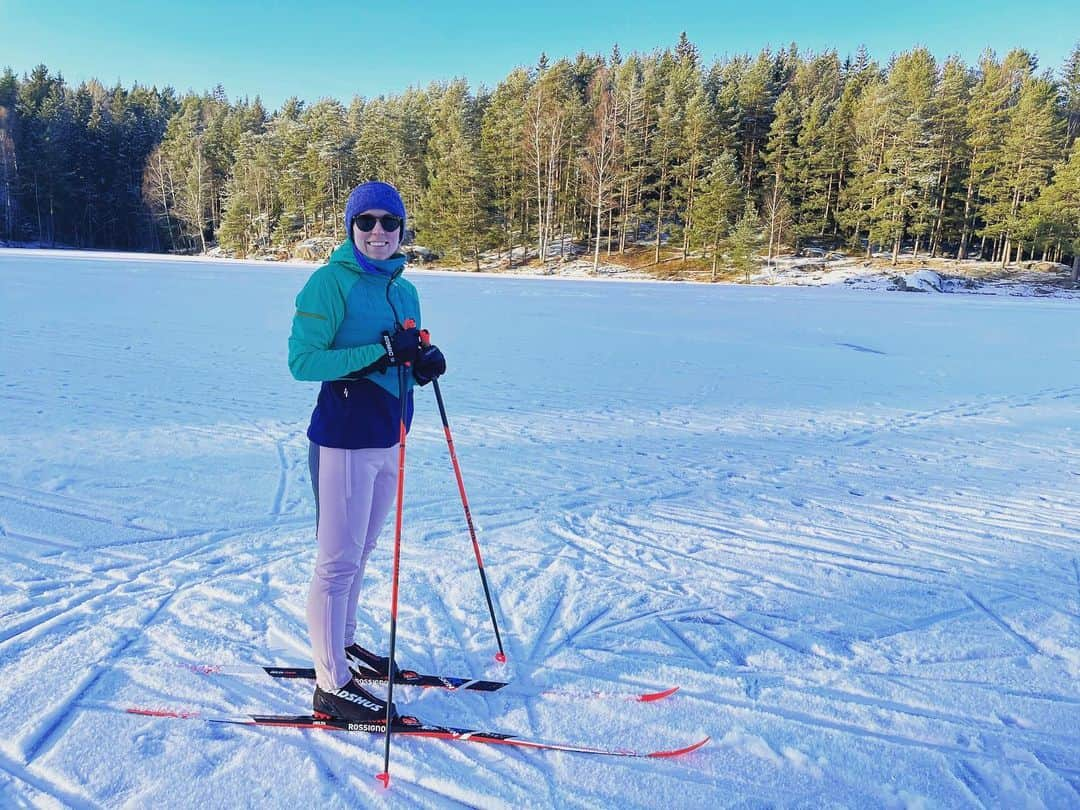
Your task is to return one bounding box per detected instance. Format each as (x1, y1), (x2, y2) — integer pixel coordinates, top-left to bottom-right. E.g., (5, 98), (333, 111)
(352, 213), (403, 232)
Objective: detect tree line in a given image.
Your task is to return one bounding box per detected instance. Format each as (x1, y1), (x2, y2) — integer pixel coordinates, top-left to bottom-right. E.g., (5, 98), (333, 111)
(2, 36), (1080, 275)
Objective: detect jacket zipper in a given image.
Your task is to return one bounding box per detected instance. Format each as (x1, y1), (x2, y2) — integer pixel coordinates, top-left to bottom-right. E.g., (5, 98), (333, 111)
(338, 266), (404, 403)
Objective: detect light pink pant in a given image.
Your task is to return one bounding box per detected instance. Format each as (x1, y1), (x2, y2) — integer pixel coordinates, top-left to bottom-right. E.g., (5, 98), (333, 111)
(306, 442), (398, 691)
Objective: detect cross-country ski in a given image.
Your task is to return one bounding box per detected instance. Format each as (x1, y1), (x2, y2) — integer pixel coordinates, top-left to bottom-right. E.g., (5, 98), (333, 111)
(125, 706), (709, 760)
(170, 659), (680, 702)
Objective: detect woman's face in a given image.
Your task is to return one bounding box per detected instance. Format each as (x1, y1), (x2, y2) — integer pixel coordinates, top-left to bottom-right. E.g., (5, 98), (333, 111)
(352, 208), (402, 261)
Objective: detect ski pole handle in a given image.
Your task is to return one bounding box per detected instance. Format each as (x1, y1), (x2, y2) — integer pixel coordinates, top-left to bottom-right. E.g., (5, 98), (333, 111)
(395, 319), (427, 366)
(403, 317), (433, 349)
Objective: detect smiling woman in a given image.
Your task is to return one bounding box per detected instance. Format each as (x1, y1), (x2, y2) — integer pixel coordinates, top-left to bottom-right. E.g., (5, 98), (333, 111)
(286, 180), (446, 726)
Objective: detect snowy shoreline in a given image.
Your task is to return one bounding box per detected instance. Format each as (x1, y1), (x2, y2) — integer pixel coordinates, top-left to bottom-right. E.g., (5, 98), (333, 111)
(3, 245), (1077, 299)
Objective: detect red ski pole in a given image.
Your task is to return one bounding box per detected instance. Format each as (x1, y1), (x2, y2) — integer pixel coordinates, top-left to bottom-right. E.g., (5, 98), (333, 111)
(420, 329), (506, 664)
(376, 321), (416, 789)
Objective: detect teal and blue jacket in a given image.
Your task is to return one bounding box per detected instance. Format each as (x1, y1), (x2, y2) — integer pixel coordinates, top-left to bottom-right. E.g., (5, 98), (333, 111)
(288, 241), (421, 449)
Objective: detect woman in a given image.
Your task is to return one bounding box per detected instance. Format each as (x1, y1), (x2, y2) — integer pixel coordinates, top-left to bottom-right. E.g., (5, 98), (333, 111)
(288, 181), (446, 722)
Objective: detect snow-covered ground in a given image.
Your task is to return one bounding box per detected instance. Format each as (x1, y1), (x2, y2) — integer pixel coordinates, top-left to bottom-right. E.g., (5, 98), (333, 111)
(1, 248), (1077, 808)
(746, 256), (1080, 299)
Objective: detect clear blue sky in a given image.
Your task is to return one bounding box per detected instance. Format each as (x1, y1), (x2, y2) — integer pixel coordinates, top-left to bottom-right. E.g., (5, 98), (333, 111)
(2, 0), (1077, 110)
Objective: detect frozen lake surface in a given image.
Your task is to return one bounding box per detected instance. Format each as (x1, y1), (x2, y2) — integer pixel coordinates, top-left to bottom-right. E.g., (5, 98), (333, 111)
(0, 249), (1078, 808)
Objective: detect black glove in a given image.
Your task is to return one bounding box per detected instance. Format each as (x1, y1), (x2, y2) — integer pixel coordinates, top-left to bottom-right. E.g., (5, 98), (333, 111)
(413, 344), (446, 386)
(381, 327), (422, 367)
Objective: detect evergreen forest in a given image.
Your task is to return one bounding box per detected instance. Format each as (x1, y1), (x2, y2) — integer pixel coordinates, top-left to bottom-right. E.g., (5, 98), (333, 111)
(2, 35), (1080, 275)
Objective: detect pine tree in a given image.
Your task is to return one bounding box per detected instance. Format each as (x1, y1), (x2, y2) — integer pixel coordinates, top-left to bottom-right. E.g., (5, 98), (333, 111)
(200, 88), (234, 238)
(792, 95), (829, 241)
(417, 80), (491, 269)
(1037, 140), (1080, 278)
(851, 45), (872, 76)
(879, 48), (938, 263)
(703, 58), (741, 157)
(0, 68), (19, 240)
(218, 131), (265, 256)
(674, 31), (698, 65)
(268, 97), (318, 247)
(786, 52), (843, 244)
(688, 151), (741, 278)
(671, 35), (710, 262)
(981, 74), (1065, 264)
(961, 49), (1033, 260)
(17, 65), (75, 245)
(219, 96), (285, 258)
(217, 95), (274, 255)
(681, 83), (713, 259)
(394, 86), (437, 214)
(480, 68), (530, 264)
(837, 76), (888, 255)
(1061, 43), (1080, 146)
(69, 80), (114, 246)
(650, 44), (696, 264)
(927, 57), (971, 256)
(729, 198), (764, 281)
(818, 73), (862, 241)
(300, 99), (353, 238)
(352, 97), (413, 203)
(761, 89), (799, 257)
(736, 50), (778, 190)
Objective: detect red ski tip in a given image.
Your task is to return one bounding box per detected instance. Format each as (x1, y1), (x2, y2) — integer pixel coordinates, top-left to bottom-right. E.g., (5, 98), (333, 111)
(375, 772), (391, 789)
(127, 707), (198, 719)
(495, 652), (507, 664)
(647, 736), (710, 758)
(638, 686), (679, 703)
(181, 663), (222, 675)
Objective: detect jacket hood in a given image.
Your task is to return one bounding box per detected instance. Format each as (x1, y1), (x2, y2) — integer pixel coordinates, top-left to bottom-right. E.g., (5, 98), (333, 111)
(329, 240), (406, 278)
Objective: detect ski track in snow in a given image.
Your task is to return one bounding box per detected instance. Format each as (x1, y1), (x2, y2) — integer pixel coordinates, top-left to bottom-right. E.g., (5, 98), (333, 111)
(1, 250), (1078, 808)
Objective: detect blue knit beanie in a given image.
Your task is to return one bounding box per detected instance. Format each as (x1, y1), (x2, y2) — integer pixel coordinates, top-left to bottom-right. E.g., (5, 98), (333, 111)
(345, 181), (406, 236)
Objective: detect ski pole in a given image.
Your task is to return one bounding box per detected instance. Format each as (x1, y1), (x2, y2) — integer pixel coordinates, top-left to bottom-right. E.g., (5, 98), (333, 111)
(420, 329), (506, 664)
(377, 325), (414, 789)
